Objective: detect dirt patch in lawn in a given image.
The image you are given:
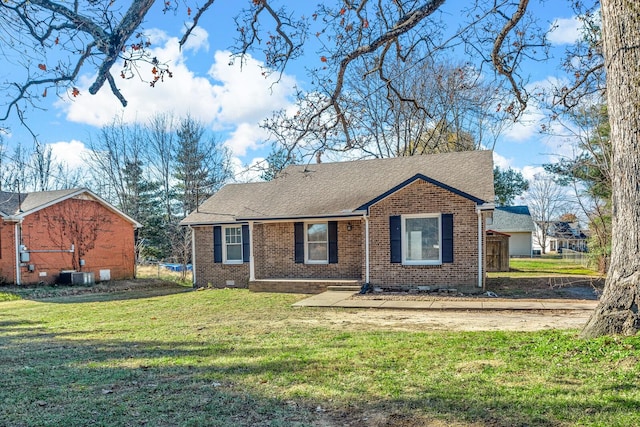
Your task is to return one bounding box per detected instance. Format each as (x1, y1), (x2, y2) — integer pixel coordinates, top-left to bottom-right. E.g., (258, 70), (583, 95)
(322, 276), (603, 332)
(485, 275), (604, 299)
(293, 307), (593, 332)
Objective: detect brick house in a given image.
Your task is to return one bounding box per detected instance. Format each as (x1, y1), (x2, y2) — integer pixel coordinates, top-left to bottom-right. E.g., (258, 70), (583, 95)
(0, 188), (140, 285)
(181, 151), (495, 293)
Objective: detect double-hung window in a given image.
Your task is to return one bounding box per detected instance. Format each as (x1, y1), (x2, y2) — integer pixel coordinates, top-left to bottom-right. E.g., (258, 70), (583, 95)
(401, 214), (441, 265)
(223, 225), (243, 264)
(391, 213), (453, 265)
(305, 223), (328, 264)
(294, 221), (338, 264)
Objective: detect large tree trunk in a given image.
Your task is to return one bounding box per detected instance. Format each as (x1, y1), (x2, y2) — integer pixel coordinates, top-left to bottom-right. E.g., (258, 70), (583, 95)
(581, 0), (640, 337)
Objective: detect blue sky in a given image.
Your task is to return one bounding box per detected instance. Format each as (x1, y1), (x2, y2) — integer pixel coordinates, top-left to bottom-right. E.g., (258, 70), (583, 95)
(1, 1), (588, 184)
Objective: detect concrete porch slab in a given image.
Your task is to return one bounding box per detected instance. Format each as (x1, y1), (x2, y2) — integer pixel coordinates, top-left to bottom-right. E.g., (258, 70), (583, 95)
(293, 291), (600, 311)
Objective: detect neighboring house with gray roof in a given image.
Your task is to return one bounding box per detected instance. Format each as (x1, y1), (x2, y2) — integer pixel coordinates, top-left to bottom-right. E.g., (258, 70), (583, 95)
(489, 206), (536, 257)
(181, 150), (495, 293)
(1, 188), (140, 285)
(535, 221), (588, 253)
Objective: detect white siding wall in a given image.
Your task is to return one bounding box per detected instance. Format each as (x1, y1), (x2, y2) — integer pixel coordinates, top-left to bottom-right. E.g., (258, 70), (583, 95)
(509, 232), (532, 257)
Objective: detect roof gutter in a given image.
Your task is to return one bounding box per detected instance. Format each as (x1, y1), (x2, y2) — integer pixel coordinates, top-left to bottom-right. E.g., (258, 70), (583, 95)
(180, 212), (368, 226)
(181, 212), (367, 227)
(235, 211), (367, 222)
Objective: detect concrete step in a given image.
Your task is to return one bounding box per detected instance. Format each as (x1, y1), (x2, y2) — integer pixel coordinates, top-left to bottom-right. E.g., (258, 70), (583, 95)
(250, 279), (361, 294)
(326, 285), (362, 292)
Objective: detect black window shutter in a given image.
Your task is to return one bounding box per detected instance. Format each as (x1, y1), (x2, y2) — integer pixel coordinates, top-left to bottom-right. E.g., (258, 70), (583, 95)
(294, 222), (304, 263)
(328, 221), (338, 264)
(389, 215), (402, 263)
(213, 226), (222, 263)
(442, 214), (454, 263)
(242, 224), (250, 263)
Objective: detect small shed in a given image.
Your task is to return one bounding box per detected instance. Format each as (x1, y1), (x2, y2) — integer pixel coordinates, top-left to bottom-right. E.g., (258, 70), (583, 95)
(490, 206), (535, 257)
(486, 230), (510, 272)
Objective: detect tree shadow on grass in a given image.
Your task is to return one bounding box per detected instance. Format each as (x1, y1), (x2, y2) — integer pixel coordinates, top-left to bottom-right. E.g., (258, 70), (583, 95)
(1, 280), (192, 304)
(0, 320), (636, 426)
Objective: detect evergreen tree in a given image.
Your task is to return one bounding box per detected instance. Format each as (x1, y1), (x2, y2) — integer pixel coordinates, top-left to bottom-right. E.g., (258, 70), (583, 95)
(493, 166), (529, 206)
(121, 159), (166, 261)
(173, 116), (232, 217)
(172, 116), (232, 265)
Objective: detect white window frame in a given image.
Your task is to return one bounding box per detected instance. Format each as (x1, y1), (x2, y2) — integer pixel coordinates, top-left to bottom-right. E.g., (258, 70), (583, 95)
(304, 222), (329, 264)
(222, 225), (243, 264)
(401, 214), (442, 265)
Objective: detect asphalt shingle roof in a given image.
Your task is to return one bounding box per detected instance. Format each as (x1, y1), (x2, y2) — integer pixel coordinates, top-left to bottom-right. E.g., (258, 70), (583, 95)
(491, 205), (536, 232)
(1, 188), (141, 227)
(0, 189), (80, 217)
(182, 150), (495, 225)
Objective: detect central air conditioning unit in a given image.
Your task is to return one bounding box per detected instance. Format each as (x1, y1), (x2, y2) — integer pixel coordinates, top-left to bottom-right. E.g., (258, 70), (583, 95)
(58, 270), (75, 284)
(71, 272), (95, 285)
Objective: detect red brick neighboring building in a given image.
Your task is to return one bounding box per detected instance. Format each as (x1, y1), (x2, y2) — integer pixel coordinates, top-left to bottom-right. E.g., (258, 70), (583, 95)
(0, 188), (140, 285)
(181, 151), (495, 293)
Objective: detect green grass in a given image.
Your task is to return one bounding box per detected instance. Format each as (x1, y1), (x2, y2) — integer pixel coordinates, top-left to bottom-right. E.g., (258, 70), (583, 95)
(0, 292), (21, 302)
(490, 257), (601, 278)
(1, 287), (638, 426)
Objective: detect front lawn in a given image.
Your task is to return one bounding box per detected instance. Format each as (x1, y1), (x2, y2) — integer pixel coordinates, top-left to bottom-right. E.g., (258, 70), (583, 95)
(1, 287), (637, 426)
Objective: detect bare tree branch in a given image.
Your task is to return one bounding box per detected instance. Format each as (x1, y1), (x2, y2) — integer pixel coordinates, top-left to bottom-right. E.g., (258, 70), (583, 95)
(491, 0), (529, 117)
(179, 0), (216, 49)
(1, 0), (156, 127)
(296, 1), (446, 149)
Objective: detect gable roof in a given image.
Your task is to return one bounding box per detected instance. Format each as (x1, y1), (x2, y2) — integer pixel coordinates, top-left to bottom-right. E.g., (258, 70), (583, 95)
(491, 205), (536, 233)
(545, 221), (588, 240)
(0, 188), (141, 227)
(1, 189), (78, 216)
(0, 191), (24, 216)
(182, 150), (495, 225)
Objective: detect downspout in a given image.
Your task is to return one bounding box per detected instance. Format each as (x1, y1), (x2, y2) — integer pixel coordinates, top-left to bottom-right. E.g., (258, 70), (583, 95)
(190, 226), (197, 287)
(364, 215), (370, 284)
(477, 210), (483, 289)
(14, 221), (21, 286)
(248, 221), (255, 282)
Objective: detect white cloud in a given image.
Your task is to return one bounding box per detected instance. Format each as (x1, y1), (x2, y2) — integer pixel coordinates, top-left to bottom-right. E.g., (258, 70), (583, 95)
(48, 140), (91, 169)
(500, 76), (582, 165)
(179, 25), (209, 54)
(58, 30), (216, 127)
(502, 107), (544, 142)
(492, 151), (513, 170)
(57, 29), (298, 161)
(207, 51), (297, 126)
(538, 132), (578, 163)
(231, 156), (267, 183)
(493, 151), (541, 182)
(223, 122), (269, 157)
(548, 16), (582, 45)
(521, 165), (546, 181)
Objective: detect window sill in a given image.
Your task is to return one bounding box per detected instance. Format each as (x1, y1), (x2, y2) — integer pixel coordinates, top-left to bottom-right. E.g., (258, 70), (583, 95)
(402, 261), (442, 266)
